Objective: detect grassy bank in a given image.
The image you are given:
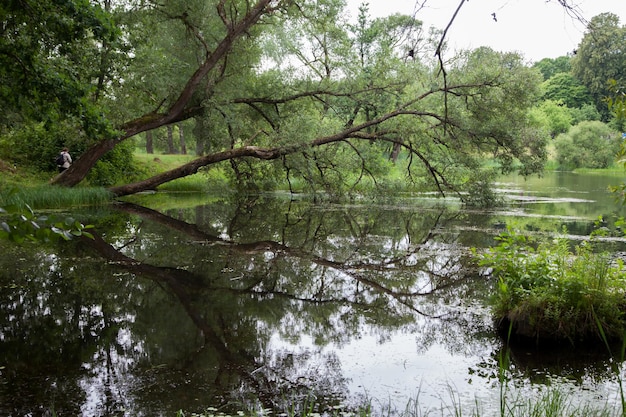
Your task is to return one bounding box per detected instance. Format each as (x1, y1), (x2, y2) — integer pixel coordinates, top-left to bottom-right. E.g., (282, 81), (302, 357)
(132, 151), (231, 193)
(0, 151), (229, 209)
(0, 185), (113, 210)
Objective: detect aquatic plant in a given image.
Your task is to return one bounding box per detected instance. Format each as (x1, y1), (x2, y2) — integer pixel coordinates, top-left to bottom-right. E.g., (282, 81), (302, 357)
(475, 226), (626, 343)
(0, 205), (94, 243)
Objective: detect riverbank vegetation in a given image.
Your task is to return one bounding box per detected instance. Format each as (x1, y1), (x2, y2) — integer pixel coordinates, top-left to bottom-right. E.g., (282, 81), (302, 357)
(1, 1), (624, 200)
(476, 226), (626, 344)
(177, 378), (626, 417)
(2, 1), (626, 416)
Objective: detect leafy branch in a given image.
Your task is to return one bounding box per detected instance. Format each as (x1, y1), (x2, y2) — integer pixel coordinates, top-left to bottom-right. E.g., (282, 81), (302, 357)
(0, 205), (94, 243)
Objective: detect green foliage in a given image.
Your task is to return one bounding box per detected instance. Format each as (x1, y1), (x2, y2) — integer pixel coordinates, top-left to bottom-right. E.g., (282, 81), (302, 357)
(532, 56), (572, 81)
(0, 119), (137, 183)
(605, 78), (626, 132)
(476, 226), (626, 342)
(463, 170), (503, 208)
(529, 100), (573, 138)
(0, 0), (120, 137)
(572, 13), (626, 122)
(541, 72), (592, 109)
(554, 121), (620, 169)
(1, 0), (546, 198)
(0, 118), (85, 171)
(569, 103), (602, 124)
(86, 139), (139, 186)
(0, 205), (94, 244)
(445, 48), (547, 181)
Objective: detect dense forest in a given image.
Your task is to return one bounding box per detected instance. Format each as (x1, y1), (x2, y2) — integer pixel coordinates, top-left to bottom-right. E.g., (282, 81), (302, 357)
(1, 0), (625, 200)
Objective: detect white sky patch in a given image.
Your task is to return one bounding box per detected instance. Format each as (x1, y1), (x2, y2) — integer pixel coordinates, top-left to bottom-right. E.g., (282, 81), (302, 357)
(345, 0), (626, 62)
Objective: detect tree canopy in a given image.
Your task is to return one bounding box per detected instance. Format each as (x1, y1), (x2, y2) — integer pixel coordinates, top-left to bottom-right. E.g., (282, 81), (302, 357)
(572, 12), (626, 121)
(1, 0), (609, 199)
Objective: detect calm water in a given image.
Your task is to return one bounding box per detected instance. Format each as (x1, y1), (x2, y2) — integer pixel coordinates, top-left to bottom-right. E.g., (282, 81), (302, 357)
(1, 172), (626, 416)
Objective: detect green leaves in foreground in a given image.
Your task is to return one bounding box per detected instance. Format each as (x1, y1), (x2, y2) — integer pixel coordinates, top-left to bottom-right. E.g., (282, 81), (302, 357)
(0, 205), (94, 244)
(475, 225), (626, 342)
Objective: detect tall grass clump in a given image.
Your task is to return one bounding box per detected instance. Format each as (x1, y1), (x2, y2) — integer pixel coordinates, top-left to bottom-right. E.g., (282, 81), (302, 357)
(0, 185), (113, 210)
(156, 170), (230, 193)
(475, 226), (626, 343)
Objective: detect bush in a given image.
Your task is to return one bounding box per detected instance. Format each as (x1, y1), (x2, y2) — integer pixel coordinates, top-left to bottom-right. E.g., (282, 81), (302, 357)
(86, 139), (139, 186)
(0, 119), (84, 171)
(475, 226), (626, 343)
(569, 103), (601, 124)
(530, 100), (573, 138)
(554, 121), (621, 169)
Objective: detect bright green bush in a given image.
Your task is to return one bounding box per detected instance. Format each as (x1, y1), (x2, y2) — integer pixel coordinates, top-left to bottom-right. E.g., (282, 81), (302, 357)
(554, 121), (621, 169)
(529, 100), (573, 138)
(86, 139), (140, 186)
(0, 119), (83, 171)
(476, 226), (626, 342)
(569, 103), (601, 124)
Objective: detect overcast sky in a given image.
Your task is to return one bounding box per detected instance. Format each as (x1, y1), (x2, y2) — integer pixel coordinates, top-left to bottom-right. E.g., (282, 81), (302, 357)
(345, 0), (626, 62)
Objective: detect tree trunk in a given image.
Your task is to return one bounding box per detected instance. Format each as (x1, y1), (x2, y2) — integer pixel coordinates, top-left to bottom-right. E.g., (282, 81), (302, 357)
(51, 138), (118, 186)
(49, 0), (279, 187)
(108, 145), (286, 196)
(390, 142), (401, 163)
(179, 124), (187, 155)
(146, 130), (154, 154)
(166, 125), (176, 154)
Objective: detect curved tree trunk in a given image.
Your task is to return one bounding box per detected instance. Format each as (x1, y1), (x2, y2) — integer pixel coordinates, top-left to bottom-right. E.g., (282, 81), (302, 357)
(50, 0), (280, 187)
(108, 145), (290, 197)
(51, 138), (119, 186)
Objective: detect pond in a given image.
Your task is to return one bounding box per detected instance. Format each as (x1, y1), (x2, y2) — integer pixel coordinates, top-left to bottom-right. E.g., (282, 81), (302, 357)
(1, 171), (626, 416)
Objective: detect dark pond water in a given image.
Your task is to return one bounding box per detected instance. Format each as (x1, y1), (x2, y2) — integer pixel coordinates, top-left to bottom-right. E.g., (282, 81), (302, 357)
(1, 171), (626, 416)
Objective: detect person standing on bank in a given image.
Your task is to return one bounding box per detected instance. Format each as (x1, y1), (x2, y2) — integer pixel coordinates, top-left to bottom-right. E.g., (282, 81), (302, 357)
(57, 147), (72, 173)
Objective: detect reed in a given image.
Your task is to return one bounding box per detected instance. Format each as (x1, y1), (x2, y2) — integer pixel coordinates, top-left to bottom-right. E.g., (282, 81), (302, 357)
(176, 390), (621, 417)
(0, 185), (113, 210)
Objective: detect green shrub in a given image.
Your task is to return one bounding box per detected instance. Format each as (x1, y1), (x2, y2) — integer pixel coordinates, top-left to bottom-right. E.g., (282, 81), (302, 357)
(570, 103), (601, 124)
(86, 139), (139, 186)
(475, 226), (626, 343)
(0, 119), (84, 171)
(554, 121), (621, 169)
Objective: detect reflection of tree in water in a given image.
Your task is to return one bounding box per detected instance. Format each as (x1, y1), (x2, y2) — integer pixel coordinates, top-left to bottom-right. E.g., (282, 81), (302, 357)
(0, 243), (142, 416)
(481, 341), (623, 387)
(99, 198), (494, 408)
(0, 196), (495, 415)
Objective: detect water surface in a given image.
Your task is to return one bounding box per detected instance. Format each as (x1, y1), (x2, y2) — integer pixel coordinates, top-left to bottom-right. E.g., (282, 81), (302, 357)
(1, 171), (626, 416)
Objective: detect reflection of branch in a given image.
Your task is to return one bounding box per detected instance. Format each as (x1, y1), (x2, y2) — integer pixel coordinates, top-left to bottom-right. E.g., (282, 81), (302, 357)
(113, 202), (465, 318)
(113, 202), (223, 243)
(80, 232), (278, 409)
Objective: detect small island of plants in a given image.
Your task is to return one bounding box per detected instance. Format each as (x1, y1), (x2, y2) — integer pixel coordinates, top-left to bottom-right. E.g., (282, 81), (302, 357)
(476, 221), (626, 345)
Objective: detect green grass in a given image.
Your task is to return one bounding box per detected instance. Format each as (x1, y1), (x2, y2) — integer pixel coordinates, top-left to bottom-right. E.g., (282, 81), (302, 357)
(132, 151), (230, 193)
(133, 151), (197, 172)
(0, 184), (113, 210)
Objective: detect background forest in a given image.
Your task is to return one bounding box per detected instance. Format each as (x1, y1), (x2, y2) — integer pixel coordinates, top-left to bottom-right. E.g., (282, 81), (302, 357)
(0, 0), (625, 203)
